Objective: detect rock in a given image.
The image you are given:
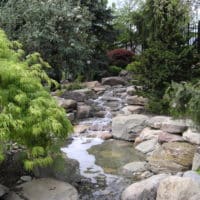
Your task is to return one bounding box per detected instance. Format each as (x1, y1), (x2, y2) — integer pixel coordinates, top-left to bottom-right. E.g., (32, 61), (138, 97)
(20, 176), (32, 182)
(74, 125), (89, 134)
(93, 86), (106, 94)
(156, 176), (200, 200)
(158, 132), (184, 144)
(183, 171), (200, 184)
(192, 147), (200, 170)
(122, 161), (148, 176)
(112, 114), (149, 141)
(161, 119), (188, 134)
(94, 111), (106, 118)
(18, 178), (78, 200)
(4, 192), (22, 200)
(0, 184), (9, 197)
(140, 171), (154, 179)
(126, 86), (136, 96)
(126, 95), (148, 106)
(148, 142), (196, 174)
(135, 139), (158, 154)
(183, 128), (200, 145)
(189, 193), (200, 200)
(122, 106), (144, 115)
(82, 81), (101, 89)
(148, 116), (171, 129)
(66, 112), (75, 122)
(136, 127), (165, 142)
(76, 105), (92, 119)
(33, 154), (80, 185)
(102, 77), (126, 86)
(61, 88), (94, 102)
(55, 97), (77, 111)
(98, 132), (113, 140)
(121, 107), (132, 115)
(121, 174), (168, 200)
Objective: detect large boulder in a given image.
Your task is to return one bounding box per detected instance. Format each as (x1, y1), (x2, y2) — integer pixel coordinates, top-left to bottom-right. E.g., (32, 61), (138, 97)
(18, 178), (78, 200)
(148, 142), (196, 174)
(33, 154), (80, 185)
(122, 161), (149, 177)
(135, 139), (158, 154)
(61, 88), (95, 102)
(121, 174), (168, 200)
(112, 114), (149, 141)
(76, 105), (92, 119)
(183, 171), (200, 184)
(101, 77), (126, 86)
(192, 147), (200, 171)
(54, 97), (77, 111)
(183, 128), (200, 145)
(161, 119), (188, 134)
(126, 95), (148, 106)
(189, 193), (200, 200)
(158, 132), (184, 144)
(156, 176), (200, 200)
(148, 116), (171, 129)
(136, 127), (165, 143)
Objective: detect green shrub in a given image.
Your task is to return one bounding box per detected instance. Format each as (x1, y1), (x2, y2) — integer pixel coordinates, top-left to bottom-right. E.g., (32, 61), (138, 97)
(108, 66), (122, 76)
(0, 29), (73, 170)
(165, 81), (200, 126)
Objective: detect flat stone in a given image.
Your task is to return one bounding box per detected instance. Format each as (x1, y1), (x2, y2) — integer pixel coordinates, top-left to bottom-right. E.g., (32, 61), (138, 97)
(148, 142), (196, 174)
(148, 116), (171, 129)
(158, 132), (184, 144)
(122, 161), (148, 176)
(74, 125), (89, 134)
(18, 178), (78, 200)
(126, 86), (136, 96)
(20, 176), (32, 182)
(0, 184), (9, 197)
(183, 171), (200, 184)
(121, 174), (168, 200)
(112, 114), (149, 141)
(82, 81), (101, 89)
(161, 119), (188, 134)
(102, 77), (126, 86)
(98, 132), (113, 140)
(127, 106), (144, 114)
(126, 95), (148, 106)
(135, 139), (158, 154)
(156, 176), (200, 200)
(183, 128), (200, 145)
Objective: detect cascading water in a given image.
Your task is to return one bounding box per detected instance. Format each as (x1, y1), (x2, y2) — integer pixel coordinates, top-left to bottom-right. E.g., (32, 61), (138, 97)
(61, 86), (145, 200)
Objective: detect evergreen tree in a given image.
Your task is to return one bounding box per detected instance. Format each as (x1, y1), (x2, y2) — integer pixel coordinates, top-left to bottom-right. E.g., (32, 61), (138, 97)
(0, 29), (72, 170)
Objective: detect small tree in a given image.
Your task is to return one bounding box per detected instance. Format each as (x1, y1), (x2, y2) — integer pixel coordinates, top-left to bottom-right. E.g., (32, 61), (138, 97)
(0, 29), (72, 170)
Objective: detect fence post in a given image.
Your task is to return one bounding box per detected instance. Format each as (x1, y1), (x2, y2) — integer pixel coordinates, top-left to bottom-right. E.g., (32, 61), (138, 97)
(198, 21), (200, 53)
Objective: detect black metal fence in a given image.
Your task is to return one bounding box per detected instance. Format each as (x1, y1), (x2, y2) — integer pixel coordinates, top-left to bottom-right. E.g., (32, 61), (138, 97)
(187, 21), (200, 53)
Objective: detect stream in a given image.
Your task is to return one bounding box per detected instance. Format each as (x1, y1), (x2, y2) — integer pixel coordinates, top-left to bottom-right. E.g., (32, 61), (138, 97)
(61, 86), (145, 200)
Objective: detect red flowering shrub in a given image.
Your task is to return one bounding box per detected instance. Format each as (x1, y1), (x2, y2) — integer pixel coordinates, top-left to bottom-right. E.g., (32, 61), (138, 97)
(107, 48), (134, 68)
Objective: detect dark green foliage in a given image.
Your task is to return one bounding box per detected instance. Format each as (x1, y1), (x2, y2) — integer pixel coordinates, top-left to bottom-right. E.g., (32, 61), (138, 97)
(165, 81), (200, 125)
(108, 66), (122, 76)
(0, 0), (116, 81)
(0, 30), (72, 170)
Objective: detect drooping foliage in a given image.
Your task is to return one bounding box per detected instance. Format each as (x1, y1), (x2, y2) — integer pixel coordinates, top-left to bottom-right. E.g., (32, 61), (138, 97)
(0, 0), (116, 81)
(0, 30), (72, 170)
